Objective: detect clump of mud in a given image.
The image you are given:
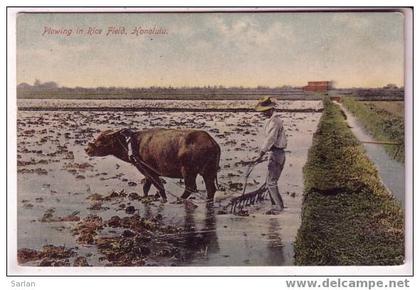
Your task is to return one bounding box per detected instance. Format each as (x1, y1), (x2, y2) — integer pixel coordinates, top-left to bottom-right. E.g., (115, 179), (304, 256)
(17, 245), (77, 266)
(73, 256), (90, 266)
(72, 212), (184, 266)
(87, 189), (127, 202)
(40, 208), (81, 222)
(72, 215), (104, 245)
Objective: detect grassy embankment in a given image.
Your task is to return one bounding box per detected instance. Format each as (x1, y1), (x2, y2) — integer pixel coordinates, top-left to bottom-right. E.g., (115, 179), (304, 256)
(294, 98), (404, 265)
(342, 97), (404, 163)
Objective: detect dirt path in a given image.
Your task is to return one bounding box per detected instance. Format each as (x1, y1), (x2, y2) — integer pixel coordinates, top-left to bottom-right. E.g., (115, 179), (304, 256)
(336, 102), (405, 207)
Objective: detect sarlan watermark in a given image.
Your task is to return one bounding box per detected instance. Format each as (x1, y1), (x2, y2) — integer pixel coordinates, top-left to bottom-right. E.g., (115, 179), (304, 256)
(10, 280), (36, 288)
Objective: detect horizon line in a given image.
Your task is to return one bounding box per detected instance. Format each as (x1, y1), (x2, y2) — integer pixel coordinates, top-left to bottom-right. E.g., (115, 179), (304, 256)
(17, 82), (404, 90)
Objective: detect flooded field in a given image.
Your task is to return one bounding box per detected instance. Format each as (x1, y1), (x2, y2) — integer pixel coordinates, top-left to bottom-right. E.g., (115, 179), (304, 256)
(16, 100), (321, 266)
(18, 99), (323, 111)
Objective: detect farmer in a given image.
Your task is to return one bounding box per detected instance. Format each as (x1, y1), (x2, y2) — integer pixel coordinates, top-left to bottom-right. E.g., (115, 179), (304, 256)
(255, 96), (287, 214)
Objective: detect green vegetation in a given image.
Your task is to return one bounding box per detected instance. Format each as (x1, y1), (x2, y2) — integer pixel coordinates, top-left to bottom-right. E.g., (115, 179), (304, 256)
(342, 97), (404, 162)
(364, 101), (404, 118)
(294, 98), (404, 265)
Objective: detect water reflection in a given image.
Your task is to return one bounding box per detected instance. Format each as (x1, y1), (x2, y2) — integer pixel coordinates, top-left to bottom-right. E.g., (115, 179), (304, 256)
(202, 203), (220, 255)
(179, 202), (220, 264)
(266, 218), (285, 265)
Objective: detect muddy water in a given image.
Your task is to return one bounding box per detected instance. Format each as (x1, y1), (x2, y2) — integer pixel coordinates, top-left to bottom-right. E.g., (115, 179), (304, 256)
(17, 103), (321, 266)
(338, 103), (405, 207)
(18, 99), (323, 111)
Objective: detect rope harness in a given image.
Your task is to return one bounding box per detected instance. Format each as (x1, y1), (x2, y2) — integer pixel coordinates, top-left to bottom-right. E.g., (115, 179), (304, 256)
(118, 129), (177, 200)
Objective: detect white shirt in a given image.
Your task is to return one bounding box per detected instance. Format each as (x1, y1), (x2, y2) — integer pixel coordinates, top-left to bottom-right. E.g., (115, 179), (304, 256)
(260, 113), (287, 153)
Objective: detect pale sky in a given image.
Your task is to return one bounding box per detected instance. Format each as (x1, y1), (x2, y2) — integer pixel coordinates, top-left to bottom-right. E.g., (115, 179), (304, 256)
(16, 12), (405, 88)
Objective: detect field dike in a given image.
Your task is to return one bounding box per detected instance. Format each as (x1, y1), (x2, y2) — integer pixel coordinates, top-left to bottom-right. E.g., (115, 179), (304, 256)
(341, 97), (404, 163)
(294, 98), (404, 265)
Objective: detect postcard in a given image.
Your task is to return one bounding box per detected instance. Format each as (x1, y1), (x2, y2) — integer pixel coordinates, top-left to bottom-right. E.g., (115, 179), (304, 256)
(7, 7), (413, 277)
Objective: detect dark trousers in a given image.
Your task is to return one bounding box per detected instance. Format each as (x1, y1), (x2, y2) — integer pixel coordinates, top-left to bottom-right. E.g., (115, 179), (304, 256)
(266, 148), (285, 209)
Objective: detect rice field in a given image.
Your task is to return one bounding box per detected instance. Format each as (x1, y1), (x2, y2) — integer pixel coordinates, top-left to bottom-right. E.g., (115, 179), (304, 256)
(16, 99), (322, 266)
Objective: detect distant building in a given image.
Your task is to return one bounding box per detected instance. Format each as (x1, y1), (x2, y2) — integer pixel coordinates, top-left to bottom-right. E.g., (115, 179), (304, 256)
(303, 81), (333, 92)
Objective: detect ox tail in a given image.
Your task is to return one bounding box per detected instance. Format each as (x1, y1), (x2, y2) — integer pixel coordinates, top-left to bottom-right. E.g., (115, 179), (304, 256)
(211, 155), (220, 190)
(215, 142), (221, 190)
(210, 134), (221, 190)
(200, 132), (221, 190)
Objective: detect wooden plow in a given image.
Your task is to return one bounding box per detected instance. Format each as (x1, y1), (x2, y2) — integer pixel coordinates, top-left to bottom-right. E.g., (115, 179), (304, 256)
(224, 159), (271, 213)
(226, 183), (269, 213)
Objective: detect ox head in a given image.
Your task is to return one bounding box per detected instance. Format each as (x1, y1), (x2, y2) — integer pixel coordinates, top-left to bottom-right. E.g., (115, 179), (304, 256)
(85, 130), (119, 157)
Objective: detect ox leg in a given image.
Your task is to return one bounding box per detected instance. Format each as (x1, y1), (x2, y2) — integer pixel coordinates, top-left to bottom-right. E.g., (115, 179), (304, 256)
(143, 178), (152, 197)
(134, 164), (166, 202)
(181, 171), (197, 199)
(146, 172), (166, 202)
(152, 176), (167, 202)
(203, 174), (217, 201)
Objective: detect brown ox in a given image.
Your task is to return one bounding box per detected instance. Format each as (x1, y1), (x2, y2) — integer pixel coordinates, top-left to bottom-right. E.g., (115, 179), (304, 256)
(85, 128), (221, 202)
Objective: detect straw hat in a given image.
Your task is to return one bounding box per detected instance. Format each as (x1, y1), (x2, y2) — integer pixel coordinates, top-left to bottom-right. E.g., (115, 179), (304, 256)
(255, 96), (276, 112)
